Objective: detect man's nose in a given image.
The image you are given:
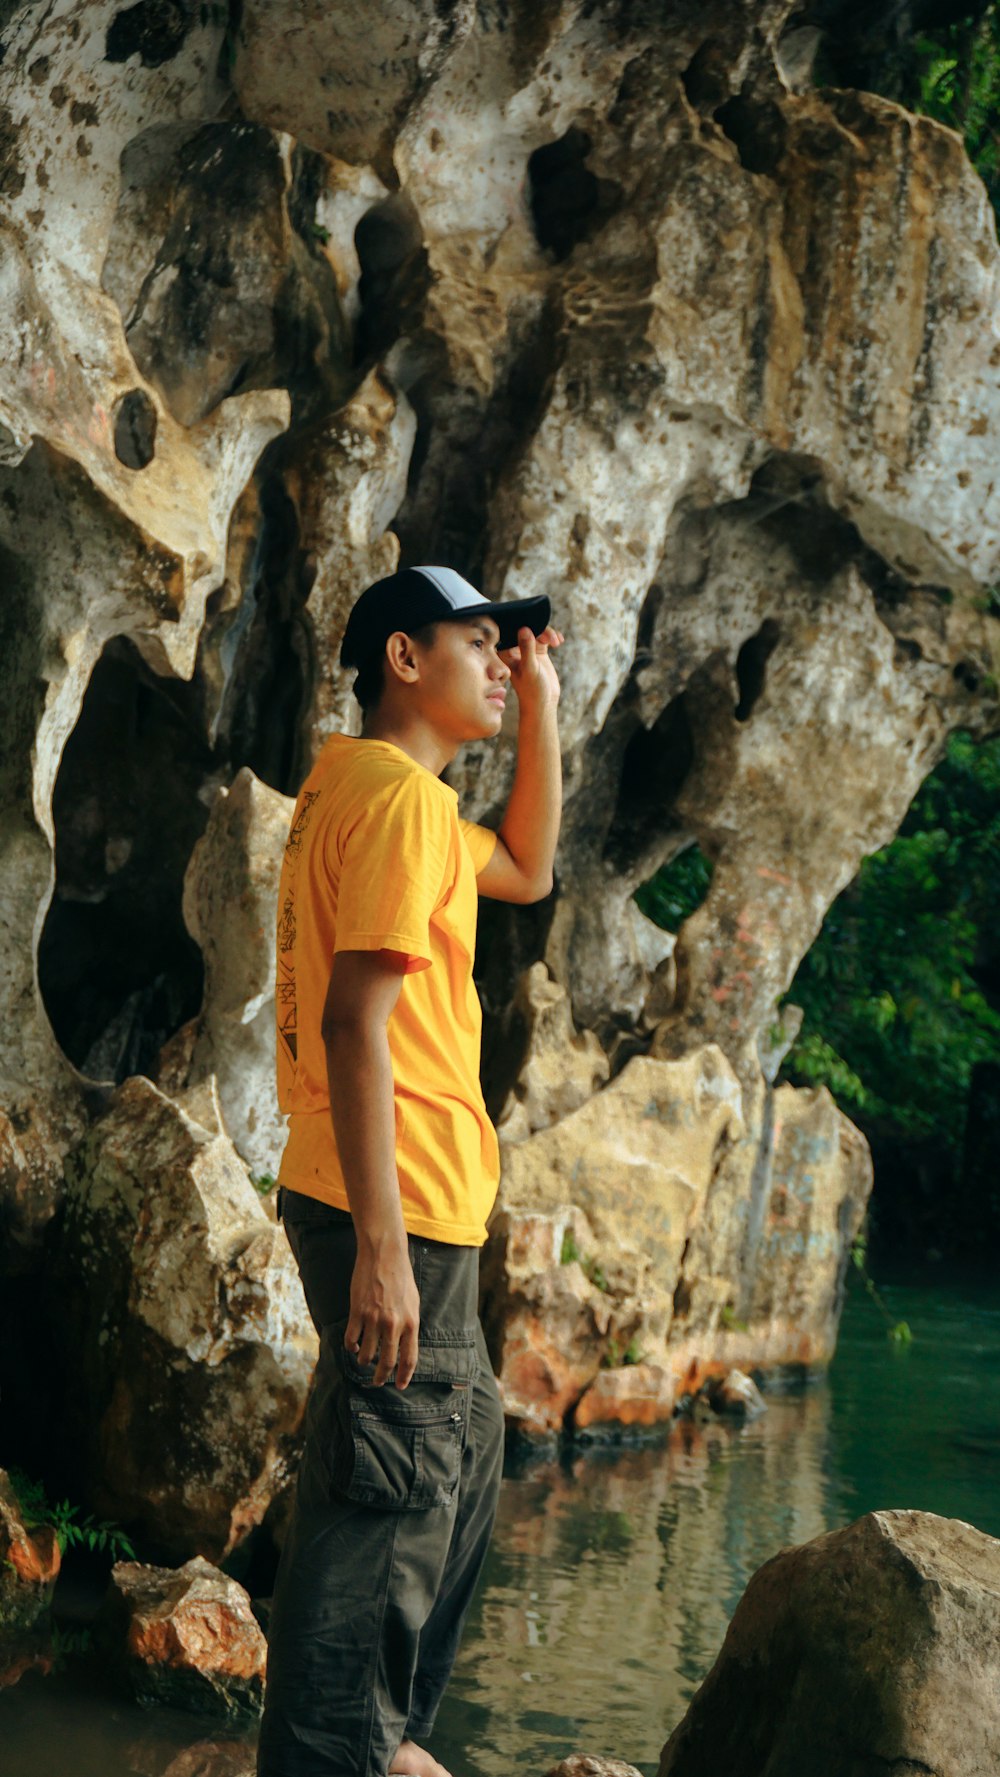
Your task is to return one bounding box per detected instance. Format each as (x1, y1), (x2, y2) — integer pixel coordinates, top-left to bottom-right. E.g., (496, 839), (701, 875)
(491, 652), (511, 682)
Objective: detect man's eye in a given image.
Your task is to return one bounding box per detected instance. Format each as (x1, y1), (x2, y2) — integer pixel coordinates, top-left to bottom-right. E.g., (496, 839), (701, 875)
(473, 638), (484, 649)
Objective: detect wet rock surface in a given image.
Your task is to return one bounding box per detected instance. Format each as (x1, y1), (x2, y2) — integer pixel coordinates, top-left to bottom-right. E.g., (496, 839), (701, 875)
(658, 1509), (1000, 1777)
(107, 1556), (265, 1724)
(1, 0), (998, 1495)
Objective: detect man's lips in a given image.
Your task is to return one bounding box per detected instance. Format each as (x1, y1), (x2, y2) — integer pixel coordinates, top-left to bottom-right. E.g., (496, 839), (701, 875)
(486, 691), (507, 706)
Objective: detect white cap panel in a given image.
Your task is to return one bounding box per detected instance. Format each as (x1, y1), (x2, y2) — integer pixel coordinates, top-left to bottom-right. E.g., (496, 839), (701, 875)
(413, 565), (489, 610)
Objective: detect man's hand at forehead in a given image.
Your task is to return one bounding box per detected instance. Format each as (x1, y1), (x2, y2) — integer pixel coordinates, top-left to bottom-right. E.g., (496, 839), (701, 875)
(500, 624), (564, 712)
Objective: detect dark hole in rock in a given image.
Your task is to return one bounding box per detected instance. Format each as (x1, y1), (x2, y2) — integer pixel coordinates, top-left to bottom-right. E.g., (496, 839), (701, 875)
(354, 192), (429, 365)
(113, 387), (157, 469)
(681, 40), (733, 112)
(528, 126), (611, 262)
(953, 658), (981, 692)
(715, 90), (788, 177)
(603, 693), (695, 874)
(735, 618), (781, 722)
(214, 469), (311, 797)
(37, 637), (208, 1083)
(672, 1243), (693, 1319)
(105, 0), (197, 69)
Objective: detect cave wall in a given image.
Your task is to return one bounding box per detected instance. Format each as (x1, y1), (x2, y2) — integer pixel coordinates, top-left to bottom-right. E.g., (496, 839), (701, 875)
(1, 0), (998, 1518)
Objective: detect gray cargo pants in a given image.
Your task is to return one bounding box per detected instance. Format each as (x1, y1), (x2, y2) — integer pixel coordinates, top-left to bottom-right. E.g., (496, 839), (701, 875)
(257, 1189), (505, 1777)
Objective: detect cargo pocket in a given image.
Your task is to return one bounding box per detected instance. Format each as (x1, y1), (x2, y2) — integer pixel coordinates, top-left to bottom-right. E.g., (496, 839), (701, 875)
(323, 1321), (479, 1512)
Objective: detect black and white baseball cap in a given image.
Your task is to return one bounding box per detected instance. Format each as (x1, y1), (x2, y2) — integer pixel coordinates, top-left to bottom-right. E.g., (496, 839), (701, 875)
(340, 565), (551, 671)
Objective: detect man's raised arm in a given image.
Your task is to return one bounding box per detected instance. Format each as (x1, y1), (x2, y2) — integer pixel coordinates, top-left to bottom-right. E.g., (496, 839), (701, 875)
(477, 624), (563, 904)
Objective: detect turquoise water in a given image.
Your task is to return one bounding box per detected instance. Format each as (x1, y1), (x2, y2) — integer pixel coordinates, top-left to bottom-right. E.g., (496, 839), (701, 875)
(3, 1271), (999, 1776)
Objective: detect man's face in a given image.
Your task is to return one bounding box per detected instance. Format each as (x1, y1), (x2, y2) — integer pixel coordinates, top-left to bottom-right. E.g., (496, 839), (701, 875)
(411, 616), (510, 742)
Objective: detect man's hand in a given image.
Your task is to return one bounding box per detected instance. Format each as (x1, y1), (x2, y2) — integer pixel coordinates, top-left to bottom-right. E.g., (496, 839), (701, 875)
(500, 624), (563, 713)
(346, 1233), (421, 1387)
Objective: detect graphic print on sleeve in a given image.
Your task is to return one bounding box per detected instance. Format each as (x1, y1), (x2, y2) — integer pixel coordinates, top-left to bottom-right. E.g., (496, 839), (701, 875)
(276, 789), (320, 1077)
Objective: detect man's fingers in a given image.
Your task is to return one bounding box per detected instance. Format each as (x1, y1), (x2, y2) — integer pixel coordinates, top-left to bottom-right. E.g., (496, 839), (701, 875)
(395, 1322), (419, 1390)
(345, 1312), (363, 1354)
(358, 1319), (379, 1366)
(373, 1320), (400, 1387)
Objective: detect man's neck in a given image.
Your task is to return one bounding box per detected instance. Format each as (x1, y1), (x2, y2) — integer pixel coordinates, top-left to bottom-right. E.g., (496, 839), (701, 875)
(360, 710), (457, 779)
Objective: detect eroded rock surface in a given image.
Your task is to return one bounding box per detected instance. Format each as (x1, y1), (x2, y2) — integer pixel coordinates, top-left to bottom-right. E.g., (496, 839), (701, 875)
(658, 1510), (1000, 1777)
(1, 0), (999, 1493)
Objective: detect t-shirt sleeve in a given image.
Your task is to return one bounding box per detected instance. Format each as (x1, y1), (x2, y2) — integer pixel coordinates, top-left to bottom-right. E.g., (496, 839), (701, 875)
(459, 817), (499, 877)
(333, 776), (454, 973)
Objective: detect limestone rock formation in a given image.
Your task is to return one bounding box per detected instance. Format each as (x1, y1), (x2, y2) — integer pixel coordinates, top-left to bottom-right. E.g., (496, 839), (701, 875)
(658, 1510), (1000, 1777)
(106, 1556), (266, 1724)
(1, 0), (999, 1501)
(58, 1078), (316, 1559)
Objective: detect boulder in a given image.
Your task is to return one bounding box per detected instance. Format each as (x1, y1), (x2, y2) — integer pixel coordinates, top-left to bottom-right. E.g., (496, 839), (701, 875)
(107, 1556), (265, 1724)
(0, 1470), (60, 1643)
(658, 1510), (1000, 1777)
(483, 1048), (743, 1435)
(59, 1077), (316, 1560)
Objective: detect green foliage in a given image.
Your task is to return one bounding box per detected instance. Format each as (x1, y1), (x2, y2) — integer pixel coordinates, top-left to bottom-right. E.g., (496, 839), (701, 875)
(51, 1628), (93, 1671)
(252, 1171), (277, 1195)
(602, 1334), (645, 1368)
(782, 731), (1000, 1158)
(560, 1227), (581, 1266)
(719, 1304), (749, 1333)
(560, 1227), (610, 1292)
(8, 1468), (137, 1562)
(634, 843), (713, 933)
(912, 7), (1000, 211)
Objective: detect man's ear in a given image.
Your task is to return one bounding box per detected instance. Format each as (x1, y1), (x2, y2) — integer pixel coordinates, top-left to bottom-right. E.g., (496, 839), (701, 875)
(384, 630), (421, 688)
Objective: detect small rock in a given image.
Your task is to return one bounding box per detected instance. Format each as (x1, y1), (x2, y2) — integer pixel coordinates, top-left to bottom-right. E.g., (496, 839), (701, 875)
(547, 1761), (644, 1777)
(706, 1369), (766, 1420)
(161, 1742), (257, 1777)
(107, 1555), (266, 1724)
(125, 1736), (257, 1777)
(0, 1469), (60, 1645)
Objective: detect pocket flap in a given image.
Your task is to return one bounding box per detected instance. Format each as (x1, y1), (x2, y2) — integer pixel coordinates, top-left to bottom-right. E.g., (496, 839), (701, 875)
(323, 1319), (479, 1391)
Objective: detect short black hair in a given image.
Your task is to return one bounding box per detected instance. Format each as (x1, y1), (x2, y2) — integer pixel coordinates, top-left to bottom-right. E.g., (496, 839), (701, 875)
(353, 620), (440, 715)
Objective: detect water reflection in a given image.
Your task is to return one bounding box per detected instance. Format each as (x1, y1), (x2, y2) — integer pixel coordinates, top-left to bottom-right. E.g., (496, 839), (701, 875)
(3, 1278), (999, 1777)
(436, 1388), (840, 1777)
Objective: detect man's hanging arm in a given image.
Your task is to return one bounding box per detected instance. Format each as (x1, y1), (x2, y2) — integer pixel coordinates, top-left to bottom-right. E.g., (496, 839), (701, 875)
(477, 625), (563, 905)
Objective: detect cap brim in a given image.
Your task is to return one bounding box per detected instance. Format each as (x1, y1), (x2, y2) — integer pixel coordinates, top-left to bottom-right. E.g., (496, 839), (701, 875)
(449, 594), (551, 650)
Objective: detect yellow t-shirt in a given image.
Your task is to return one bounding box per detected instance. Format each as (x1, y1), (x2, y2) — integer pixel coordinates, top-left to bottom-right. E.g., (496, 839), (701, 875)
(275, 734), (500, 1245)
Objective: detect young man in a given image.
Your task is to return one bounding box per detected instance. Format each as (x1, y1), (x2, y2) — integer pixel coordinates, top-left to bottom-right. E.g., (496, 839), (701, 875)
(258, 565), (563, 1777)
